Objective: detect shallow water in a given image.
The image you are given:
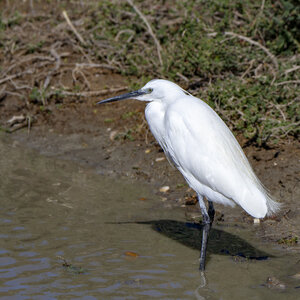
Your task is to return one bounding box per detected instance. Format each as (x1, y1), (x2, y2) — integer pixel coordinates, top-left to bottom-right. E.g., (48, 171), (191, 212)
(0, 133), (299, 299)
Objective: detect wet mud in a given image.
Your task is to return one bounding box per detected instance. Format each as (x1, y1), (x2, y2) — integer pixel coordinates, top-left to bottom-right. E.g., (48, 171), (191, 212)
(1, 134), (300, 299)
(10, 106), (300, 250)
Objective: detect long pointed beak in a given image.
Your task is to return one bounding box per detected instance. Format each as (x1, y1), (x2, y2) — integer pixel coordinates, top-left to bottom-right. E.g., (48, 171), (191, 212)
(97, 89), (147, 104)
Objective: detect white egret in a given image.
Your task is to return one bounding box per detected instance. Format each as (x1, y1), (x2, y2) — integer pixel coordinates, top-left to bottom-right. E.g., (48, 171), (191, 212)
(97, 79), (280, 270)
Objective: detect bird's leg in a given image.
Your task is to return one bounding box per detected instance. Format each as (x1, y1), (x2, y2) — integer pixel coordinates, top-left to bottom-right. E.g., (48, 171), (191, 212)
(208, 200), (215, 224)
(198, 195), (213, 271)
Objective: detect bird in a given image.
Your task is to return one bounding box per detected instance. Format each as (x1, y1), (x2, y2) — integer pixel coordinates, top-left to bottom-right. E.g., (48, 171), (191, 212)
(97, 79), (280, 271)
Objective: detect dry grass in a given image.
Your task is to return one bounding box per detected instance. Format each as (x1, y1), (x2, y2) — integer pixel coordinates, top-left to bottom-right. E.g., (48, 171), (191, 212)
(0, 0), (299, 144)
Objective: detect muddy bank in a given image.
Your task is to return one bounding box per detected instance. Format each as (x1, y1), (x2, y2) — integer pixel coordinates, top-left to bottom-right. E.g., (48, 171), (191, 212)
(10, 107), (300, 250)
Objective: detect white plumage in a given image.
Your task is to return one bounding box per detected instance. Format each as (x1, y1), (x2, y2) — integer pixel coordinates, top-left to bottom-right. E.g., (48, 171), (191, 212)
(98, 78), (280, 270)
(143, 79), (279, 218)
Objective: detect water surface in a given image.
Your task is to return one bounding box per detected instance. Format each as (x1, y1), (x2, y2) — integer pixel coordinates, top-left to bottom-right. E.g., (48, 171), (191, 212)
(0, 133), (299, 299)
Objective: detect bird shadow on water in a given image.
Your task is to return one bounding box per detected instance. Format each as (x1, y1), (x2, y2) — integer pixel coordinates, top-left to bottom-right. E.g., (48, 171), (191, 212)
(109, 220), (273, 299)
(143, 220), (272, 299)
(146, 219), (272, 300)
(140, 219), (271, 260)
(113, 219), (271, 261)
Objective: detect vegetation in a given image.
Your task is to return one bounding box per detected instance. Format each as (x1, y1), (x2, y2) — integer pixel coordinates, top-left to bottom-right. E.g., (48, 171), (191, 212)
(277, 235), (298, 246)
(0, 0), (299, 144)
(91, 0), (299, 144)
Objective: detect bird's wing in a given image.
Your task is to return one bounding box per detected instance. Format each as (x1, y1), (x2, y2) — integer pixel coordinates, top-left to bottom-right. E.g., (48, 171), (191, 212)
(164, 97), (270, 217)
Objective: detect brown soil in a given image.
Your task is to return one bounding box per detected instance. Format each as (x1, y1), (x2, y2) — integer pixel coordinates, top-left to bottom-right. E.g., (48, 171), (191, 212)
(0, 1), (299, 251)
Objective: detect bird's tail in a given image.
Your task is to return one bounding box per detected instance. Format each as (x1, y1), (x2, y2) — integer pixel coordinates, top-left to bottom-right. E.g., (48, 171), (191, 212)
(265, 193), (281, 216)
(234, 178), (281, 219)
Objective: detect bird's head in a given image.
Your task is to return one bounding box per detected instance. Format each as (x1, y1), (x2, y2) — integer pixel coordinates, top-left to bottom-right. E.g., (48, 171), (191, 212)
(97, 79), (191, 105)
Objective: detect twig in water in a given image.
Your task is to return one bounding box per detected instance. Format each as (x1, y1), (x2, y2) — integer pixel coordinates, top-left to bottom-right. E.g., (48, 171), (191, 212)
(126, 0), (163, 66)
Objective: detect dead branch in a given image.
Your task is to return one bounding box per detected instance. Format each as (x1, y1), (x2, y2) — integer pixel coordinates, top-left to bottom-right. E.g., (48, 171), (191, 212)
(43, 47), (62, 89)
(224, 31), (279, 71)
(9, 79), (31, 90)
(126, 0), (163, 66)
(0, 70), (33, 85)
(254, 63), (263, 78)
(269, 103), (287, 121)
(269, 121), (300, 138)
(75, 63), (117, 71)
(72, 67), (91, 90)
(5, 114), (33, 134)
(72, 43), (92, 63)
(62, 10), (87, 46)
(7, 115), (26, 126)
(0, 84), (6, 93)
(253, 0), (265, 35)
(284, 65), (300, 76)
(275, 80), (300, 86)
(115, 29), (135, 42)
(49, 86), (128, 98)
(176, 72), (189, 82)
(240, 59), (255, 80)
(0, 85), (7, 101)
(2, 55), (54, 76)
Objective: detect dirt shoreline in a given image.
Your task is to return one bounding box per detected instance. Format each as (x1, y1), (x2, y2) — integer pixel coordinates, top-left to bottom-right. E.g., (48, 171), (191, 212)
(9, 109), (300, 251)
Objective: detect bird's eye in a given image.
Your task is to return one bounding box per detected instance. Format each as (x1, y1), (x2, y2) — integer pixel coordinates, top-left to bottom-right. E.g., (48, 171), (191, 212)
(145, 88), (153, 94)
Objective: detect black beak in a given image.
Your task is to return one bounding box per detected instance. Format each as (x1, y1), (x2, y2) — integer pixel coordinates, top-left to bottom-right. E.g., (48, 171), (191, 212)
(97, 89), (147, 104)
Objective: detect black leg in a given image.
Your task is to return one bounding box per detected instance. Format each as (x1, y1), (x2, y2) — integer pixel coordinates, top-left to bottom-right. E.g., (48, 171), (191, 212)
(199, 222), (211, 271)
(198, 195), (214, 271)
(208, 200), (215, 224)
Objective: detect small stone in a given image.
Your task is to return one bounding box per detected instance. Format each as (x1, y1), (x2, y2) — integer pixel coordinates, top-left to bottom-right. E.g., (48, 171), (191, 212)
(291, 273), (300, 280)
(109, 130), (118, 141)
(265, 276), (286, 289)
(145, 149), (151, 154)
(155, 157), (165, 162)
(185, 195), (198, 205)
(159, 186), (170, 193)
(253, 218), (260, 224)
